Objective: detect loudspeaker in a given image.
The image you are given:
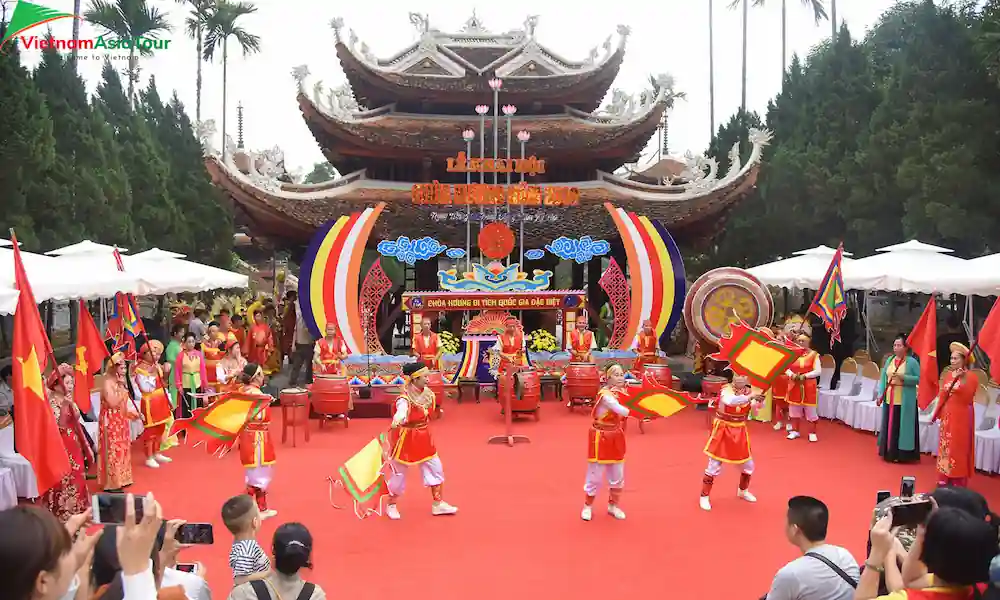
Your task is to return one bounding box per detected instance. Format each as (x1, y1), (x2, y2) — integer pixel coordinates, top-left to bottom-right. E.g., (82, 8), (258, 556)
(358, 385), (372, 400)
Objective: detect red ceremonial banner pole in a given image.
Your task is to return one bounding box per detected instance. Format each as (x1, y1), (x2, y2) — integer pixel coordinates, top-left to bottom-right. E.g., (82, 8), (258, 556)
(487, 369), (530, 447)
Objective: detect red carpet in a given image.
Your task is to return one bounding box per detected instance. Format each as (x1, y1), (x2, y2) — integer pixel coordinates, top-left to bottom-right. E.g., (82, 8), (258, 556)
(130, 400), (1000, 599)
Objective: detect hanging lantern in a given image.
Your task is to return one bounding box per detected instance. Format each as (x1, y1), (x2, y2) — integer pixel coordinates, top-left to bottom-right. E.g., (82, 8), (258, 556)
(478, 222), (515, 259)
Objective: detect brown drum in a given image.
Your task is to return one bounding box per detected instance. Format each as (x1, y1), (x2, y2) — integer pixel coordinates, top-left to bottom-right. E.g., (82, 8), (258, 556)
(425, 370), (446, 419)
(280, 388), (309, 407)
(643, 364), (673, 388)
(311, 375), (351, 416)
(565, 363), (600, 408)
(701, 375), (727, 398)
(511, 369), (541, 413)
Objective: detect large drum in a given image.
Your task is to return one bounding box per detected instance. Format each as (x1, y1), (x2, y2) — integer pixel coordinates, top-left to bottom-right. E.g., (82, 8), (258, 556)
(683, 267), (774, 347)
(425, 370), (446, 419)
(511, 369), (541, 413)
(565, 363), (600, 407)
(643, 364), (673, 388)
(311, 375), (351, 416)
(280, 388), (309, 407)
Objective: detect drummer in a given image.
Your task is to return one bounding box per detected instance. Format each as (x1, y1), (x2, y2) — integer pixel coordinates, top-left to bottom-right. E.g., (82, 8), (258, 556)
(569, 316), (596, 363)
(313, 322), (348, 377)
(633, 320), (659, 370)
(498, 318), (525, 374)
(413, 320), (441, 371)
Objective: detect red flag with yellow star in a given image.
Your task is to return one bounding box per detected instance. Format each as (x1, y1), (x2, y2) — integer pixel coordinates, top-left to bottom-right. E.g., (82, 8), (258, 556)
(10, 231), (69, 495)
(74, 299), (109, 414)
(907, 297), (938, 410)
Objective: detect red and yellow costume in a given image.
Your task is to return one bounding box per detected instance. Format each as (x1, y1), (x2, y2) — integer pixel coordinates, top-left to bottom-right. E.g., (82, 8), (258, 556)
(314, 336), (348, 376)
(202, 344), (225, 389)
(499, 329), (525, 374)
(634, 328), (659, 370)
(98, 354), (134, 491)
(389, 386), (437, 465)
(771, 372), (789, 422)
(588, 388), (627, 463)
(239, 381), (277, 514)
(413, 330), (441, 371)
(786, 351), (820, 407)
(570, 328), (595, 363)
(247, 321), (274, 373)
(41, 364), (93, 522)
(700, 383), (757, 509)
(934, 367), (975, 486)
(133, 358), (173, 458)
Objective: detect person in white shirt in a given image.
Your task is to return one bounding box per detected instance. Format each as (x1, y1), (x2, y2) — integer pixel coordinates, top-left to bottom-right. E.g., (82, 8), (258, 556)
(0, 365), (14, 411)
(288, 298), (317, 386)
(765, 496), (859, 600)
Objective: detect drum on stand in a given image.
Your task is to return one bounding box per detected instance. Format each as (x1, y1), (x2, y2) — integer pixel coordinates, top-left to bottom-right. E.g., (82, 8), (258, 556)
(310, 375), (352, 419)
(510, 369), (541, 417)
(702, 375), (727, 430)
(279, 388), (309, 407)
(643, 364), (673, 388)
(424, 370), (446, 419)
(564, 363), (600, 411)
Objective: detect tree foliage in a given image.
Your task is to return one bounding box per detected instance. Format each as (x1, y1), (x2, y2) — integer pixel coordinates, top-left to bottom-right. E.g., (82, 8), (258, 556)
(707, 0), (1000, 272)
(0, 44), (231, 264)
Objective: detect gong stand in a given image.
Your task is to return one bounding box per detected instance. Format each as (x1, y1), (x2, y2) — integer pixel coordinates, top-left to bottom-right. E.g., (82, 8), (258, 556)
(487, 369), (531, 447)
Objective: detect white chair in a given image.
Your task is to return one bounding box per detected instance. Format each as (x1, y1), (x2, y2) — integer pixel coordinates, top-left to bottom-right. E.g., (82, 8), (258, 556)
(818, 354), (835, 391)
(842, 361), (880, 429)
(974, 385), (1000, 473)
(819, 358), (859, 420)
(918, 398), (940, 456)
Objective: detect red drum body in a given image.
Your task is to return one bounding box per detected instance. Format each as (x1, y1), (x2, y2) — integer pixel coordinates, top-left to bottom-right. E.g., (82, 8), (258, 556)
(280, 388), (309, 406)
(311, 375), (351, 415)
(643, 364), (673, 388)
(701, 375), (727, 398)
(511, 369), (541, 412)
(565, 363), (600, 403)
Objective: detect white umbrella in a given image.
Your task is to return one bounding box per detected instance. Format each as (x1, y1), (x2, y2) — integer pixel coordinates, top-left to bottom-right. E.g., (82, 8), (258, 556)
(132, 248), (187, 260)
(0, 288), (19, 315)
(843, 240), (968, 294)
(747, 245), (855, 289)
(45, 240), (128, 256)
(1, 248), (146, 304)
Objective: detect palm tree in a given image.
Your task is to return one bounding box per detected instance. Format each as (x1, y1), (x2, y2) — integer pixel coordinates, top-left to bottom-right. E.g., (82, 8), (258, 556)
(202, 0), (260, 159)
(751, 0), (827, 79)
(708, 0), (716, 142)
(174, 0), (214, 125)
(84, 0), (171, 104)
(728, 0), (751, 117)
(72, 0), (81, 62)
(830, 0), (836, 40)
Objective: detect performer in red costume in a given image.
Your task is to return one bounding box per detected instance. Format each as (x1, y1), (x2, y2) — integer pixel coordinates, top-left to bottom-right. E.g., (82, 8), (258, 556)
(412, 321), (441, 371)
(785, 330), (821, 442)
(498, 318), (525, 374)
(133, 335), (174, 469)
(237, 363), (277, 519)
(771, 329), (791, 433)
(582, 363), (632, 521)
(632, 320), (659, 370)
(312, 322), (348, 377)
(699, 374), (762, 511)
(933, 342), (976, 487)
(386, 362), (458, 520)
(569, 316), (596, 363)
(247, 314), (275, 375)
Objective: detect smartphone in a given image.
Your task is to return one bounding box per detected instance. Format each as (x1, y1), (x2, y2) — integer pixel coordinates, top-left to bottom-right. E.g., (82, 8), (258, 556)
(891, 498), (933, 528)
(900, 476), (916, 498)
(876, 490), (892, 505)
(175, 523), (214, 545)
(174, 563), (197, 573)
(91, 493), (144, 524)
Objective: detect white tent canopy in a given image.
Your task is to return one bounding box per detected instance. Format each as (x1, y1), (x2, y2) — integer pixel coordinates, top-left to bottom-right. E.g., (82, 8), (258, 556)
(122, 254), (248, 294)
(747, 245), (855, 289)
(45, 240), (128, 256)
(842, 239), (971, 294)
(133, 248), (186, 260)
(0, 247), (144, 310)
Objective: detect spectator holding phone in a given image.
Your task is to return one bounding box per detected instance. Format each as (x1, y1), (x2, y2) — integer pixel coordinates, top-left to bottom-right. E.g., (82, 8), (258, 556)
(228, 522), (326, 600)
(0, 508), (102, 600)
(89, 492), (171, 600)
(159, 520), (211, 600)
(856, 506), (997, 599)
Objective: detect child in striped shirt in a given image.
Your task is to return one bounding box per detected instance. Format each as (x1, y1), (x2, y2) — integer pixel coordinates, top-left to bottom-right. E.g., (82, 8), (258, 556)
(222, 493), (271, 585)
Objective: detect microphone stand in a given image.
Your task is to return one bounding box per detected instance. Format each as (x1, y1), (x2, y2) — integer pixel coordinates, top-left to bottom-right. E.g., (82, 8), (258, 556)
(487, 338), (531, 447)
(359, 309), (373, 400)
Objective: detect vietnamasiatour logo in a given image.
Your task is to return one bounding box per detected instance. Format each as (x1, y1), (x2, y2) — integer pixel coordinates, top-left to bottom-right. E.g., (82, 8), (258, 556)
(0, 1), (171, 52)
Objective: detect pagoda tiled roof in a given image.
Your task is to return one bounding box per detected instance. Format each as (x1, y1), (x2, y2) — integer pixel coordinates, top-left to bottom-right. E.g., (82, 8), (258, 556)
(202, 128), (773, 250)
(328, 15), (628, 111)
(296, 83), (670, 173)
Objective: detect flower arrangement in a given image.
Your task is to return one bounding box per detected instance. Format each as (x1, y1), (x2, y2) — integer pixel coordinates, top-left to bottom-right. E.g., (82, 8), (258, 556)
(529, 329), (558, 352)
(438, 330), (460, 355)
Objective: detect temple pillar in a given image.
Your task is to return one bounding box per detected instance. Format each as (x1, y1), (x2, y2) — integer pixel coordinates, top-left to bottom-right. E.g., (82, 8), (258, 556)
(588, 258), (607, 342)
(571, 261), (584, 291)
(415, 259), (438, 292)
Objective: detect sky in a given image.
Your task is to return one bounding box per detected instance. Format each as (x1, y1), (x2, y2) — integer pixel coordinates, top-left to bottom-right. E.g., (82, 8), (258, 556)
(8, 0), (897, 174)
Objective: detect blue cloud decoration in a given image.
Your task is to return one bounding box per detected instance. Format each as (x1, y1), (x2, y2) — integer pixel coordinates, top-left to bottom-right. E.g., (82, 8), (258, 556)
(544, 236), (611, 264)
(376, 236), (446, 265)
(446, 248), (467, 259)
(524, 249), (545, 260)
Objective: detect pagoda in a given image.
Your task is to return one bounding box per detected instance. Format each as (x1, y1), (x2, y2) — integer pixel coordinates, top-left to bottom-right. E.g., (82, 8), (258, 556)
(202, 13), (770, 294)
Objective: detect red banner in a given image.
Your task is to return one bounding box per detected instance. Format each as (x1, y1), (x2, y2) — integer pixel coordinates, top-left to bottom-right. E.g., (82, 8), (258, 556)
(403, 291), (584, 312)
